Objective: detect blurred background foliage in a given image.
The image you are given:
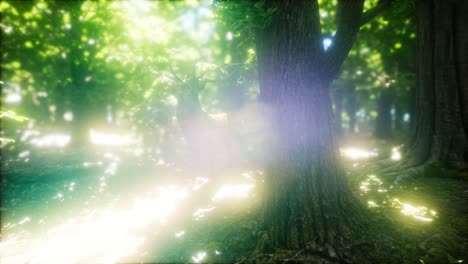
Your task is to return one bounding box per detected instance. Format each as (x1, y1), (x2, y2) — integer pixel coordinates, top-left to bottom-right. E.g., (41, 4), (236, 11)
(1, 0), (415, 150)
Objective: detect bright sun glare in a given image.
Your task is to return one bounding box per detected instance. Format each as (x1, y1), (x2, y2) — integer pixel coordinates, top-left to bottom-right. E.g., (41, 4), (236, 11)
(0, 169), (256, 264)
(340, 147), (378, 160)
(0, 185), (189, 264)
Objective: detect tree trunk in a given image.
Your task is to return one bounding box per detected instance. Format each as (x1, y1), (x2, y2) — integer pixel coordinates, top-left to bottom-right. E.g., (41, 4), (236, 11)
(66, 2), (94, 148)
(344, 82), (357, 134)
(406, 0), (468, 168)
(255, 0), (363, 252)
(374, 87), (394, 139)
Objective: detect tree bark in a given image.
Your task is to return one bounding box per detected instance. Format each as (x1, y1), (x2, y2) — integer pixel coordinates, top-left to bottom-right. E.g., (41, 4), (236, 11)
(374, 87), (394, 139)
(255, 0), (363, 252)
(406, 0), (468, 169)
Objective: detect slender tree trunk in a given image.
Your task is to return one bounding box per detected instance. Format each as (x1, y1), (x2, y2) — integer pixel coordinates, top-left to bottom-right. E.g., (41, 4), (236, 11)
(374, 87), (394, 139)
(393, 103), (402, 133)
(255, 0), (363, 252)
(345, 82), (357, 134)
(406, 0), (468, 169)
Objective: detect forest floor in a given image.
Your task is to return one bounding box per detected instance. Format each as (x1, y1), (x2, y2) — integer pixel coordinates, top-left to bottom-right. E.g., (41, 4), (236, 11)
(0, 138), (466, 263)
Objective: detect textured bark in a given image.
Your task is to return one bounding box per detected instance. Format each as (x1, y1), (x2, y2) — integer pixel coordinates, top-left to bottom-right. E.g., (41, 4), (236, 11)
(406, 0), (468, 168)
(255, 0), (363, 251)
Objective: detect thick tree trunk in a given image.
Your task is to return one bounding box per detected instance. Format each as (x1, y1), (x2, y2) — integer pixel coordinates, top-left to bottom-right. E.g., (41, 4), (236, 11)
(406, 0), (468, 168)
(344, 82), (357, 134)
(255, 0), (363, 252)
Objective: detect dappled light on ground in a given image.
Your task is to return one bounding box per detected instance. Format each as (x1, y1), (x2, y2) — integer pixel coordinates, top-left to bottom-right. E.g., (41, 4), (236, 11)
(90, 129), (141, 147)
(342, 145), (440, 225)
(192, 251), (207, 263)
(0, 184), (189, 264)
(0, 146), (259, 264)
(391, 146), (402, 161)
(30, 133), (71, 148)
(359, 174), (387, 194)
(340, 147), (378, 160)
(391, 199), (437, 222)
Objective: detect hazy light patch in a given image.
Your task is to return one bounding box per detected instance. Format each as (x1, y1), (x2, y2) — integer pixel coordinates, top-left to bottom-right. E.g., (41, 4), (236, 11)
(30, 133), (71, 148)
(20, 129), (40, 142)
(208, 112), (227, 122)
(192, 251), (207, 263)
(162, 94), (178, 106)
(0, 186), (188, 263)
(5, 92), (21, 104)
(68, 182), (75, 192)
(340, 147), (378, 160)
(104, 161), (119, 175)
(132, 147), (144, 157)
(367, 201), (379, 208)
(36, 91), (48, 97)
(391, 147), (401, 161)
(403, 113), (410, 123)
(0, 111), (28, 122)
(192, 177), (209, 191)
(0, 137), (15, 147)
(242, 171), (256, 181)
(83, 161), (103, 168)
(18, 150), (30, 158)
(175, 230), (185, 238)
(212, 184), (254, 202)
(391, 198), (437, 222)
(18, 217), (31, 225)
(63, 111), (73, 121)
(193, 207), (215, 220)
(225, 31), (233, 41)
(90, 129), (139, 146)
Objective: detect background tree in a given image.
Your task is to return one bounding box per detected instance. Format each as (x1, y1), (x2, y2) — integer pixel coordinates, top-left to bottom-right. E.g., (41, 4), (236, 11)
(399, 0), (467, 173)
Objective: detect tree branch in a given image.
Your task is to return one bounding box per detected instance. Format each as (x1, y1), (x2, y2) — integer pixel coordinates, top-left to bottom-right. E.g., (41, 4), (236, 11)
(323, 0), (364, 78)
(360, 0), (393, 26)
